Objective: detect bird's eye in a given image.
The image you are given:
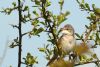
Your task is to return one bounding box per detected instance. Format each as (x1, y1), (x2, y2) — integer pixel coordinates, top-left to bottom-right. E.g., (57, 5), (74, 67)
(66, 29), (69, 30)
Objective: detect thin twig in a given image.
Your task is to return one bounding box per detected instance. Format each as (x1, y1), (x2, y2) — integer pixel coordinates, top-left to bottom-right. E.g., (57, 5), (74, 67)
(84, 29), (92, 43)
(74, 60), (100, 66)
(22, 31), (31, 36)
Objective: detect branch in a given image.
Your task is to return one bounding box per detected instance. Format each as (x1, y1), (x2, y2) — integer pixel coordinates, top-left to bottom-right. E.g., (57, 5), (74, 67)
(9, 24), (19, 29)
(76, 38), (92, 40)
(22, 31), (31, 36)
(84, 29), (92, 43)
(24, 17), (41, 22)
(41, 0), (57, 45)
(18, 0), (22, 67)
(74, 60), (100, 66)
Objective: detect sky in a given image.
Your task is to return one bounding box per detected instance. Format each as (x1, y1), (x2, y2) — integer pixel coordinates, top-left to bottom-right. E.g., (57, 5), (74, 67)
(0, 0), (100, 67)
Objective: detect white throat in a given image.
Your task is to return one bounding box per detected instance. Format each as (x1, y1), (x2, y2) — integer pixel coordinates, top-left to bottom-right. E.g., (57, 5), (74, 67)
(61, 30), (72, 35)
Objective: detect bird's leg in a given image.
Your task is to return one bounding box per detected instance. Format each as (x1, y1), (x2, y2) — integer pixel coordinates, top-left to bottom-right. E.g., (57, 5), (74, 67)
(69, 52), (77, 63)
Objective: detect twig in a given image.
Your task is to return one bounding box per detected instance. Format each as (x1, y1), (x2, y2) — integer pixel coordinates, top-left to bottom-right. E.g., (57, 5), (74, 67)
(41, 0), (57, 45)
(74, 60), (100, 66)
(22, 31), (31, 36)
(9, 24), (19, 29)
(84, 29), (92, 43)
(76, 38), (92, 40)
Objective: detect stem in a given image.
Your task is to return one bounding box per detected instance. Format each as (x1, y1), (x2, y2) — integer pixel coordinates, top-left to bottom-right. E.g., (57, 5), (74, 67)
(84, 29), (92, 43)
(18, 0), (22, 67)
(74, 60), (100, 66)
(41, 0), (57, 45)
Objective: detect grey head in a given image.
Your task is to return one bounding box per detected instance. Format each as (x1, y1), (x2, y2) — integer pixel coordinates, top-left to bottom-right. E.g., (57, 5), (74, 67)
(61, 24), (75, 36)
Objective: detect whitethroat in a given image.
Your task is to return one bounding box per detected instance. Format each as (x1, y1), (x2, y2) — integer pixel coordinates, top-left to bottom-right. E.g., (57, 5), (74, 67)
(47, 24), (76, 66)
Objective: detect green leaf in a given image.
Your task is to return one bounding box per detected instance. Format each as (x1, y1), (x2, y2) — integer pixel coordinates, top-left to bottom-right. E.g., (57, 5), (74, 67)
(85, 3), (90, 10)
(59, 0), (64, 10)
(47, 39), (55, 44)
(92, 54), (98, 59)
(87, 16), (92, 20)
(40, 22), (45, 25)
(26, 53), (38, 65)
(85, 25), (89, 29)
(27, 53), (31, 58)
(76, 0), (80, 4)
(91, 23), (97, 30)
(65, 11), (70, 16)
(86, 58), (93, 62)
(92, 4), (95, 10)
(57, 12), (69, 26)
(75, 33), (81, 38)
(79, 55), (87, 61)
(37, 27), (44, 33)
(96, 32), (100, 45)
(94, 8), (100, 15)
(96, 32), (99, 40)
(32, 6), (39, 7)
(82, 0), (84, 3)
(59, 0), (64, 5)
(90, 13), (96, 20)
(5, 8), (11, 15)
(32, 28), (38, 34)
(46, 0), (51, 7)
(31, 27), (44, 36)
(33, 10), (39, 17)
(9, 42), (17, 48)
(9, 65), (12, 67)
(35, 0), (40, 5)
(31, 19), (39, 26)
(12, 2), (16, 7)
(38, 48), (46, 52)
(80, 4), (85, 9)
(23, 6), (29, 11)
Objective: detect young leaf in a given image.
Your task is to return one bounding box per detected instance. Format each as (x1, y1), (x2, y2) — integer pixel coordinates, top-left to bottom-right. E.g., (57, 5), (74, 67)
(75, 33), (81, 38)
(92, 4), (95, 10)
(85, 25), (89, 29)
(23, 6), (29, 11)
(94, 8), (100, 15)
(82, 0), (84, 3)
(85, 3), (90, 10)
(59, 0), (64, 10)
(46, 0), (51, 7)
(12, 2), (16, 7)
(40, 22), (45, 25)
(33, 10), (39, 17)
(38, 48), (46, 52)
(31, 27), (44, 36)
(35, 0), (40, 5)
(92, 54), (98, 59)
(25, 53), (38, 65)
(31, 19), (39, 27)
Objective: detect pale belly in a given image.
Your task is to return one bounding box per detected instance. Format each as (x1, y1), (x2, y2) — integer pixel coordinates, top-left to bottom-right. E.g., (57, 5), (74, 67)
(61, 35), (75, 53)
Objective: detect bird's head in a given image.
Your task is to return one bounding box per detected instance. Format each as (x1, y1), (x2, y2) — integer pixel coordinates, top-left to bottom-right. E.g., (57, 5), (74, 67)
(60, 24), (75, 36)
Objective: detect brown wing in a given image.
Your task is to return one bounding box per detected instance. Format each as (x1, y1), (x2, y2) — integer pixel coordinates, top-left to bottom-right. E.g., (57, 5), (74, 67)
(57, 35), (63, 56)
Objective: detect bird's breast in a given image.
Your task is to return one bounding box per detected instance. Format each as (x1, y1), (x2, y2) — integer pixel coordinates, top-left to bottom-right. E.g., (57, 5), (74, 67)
(61, 35), (75, 53)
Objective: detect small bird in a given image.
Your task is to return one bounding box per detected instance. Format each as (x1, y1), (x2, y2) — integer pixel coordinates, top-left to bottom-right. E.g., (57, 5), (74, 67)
(58, 24), (76, 56)
(47, 24), (76, 66)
